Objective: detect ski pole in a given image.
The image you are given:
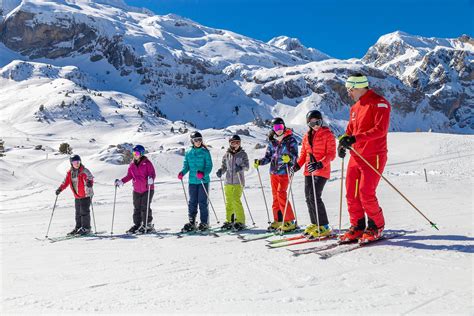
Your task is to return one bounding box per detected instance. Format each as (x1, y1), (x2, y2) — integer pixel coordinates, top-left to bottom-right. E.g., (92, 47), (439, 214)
(200, 180), (220, 224)
(144, 183), (152, 233)
(286, 165), (298, 226)
(338, 158), (345, 235)
(256, 167), (271, 224)
(309, 154), (321, 241)
(349, 146), (438, 230)
(90, 197), (97, 234)
(278, 168), (295, 235)
(219, 176), (226, 205)
(45, 195), (59, 238)
(111, 185), (117, 235)
(180, 178), (189, 205)
(237, 172), (256, 226)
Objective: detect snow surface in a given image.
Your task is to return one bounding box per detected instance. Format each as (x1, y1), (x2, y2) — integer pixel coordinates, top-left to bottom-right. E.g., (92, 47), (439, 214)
(1, 116), (473, 313)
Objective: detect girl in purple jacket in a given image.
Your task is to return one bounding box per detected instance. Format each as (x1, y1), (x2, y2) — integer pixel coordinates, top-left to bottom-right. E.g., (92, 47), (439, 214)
(115, 145), (156, 234)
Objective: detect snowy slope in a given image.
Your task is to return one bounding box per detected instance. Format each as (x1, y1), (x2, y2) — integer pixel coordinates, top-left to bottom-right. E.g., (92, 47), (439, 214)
(0, 118), (473, 313)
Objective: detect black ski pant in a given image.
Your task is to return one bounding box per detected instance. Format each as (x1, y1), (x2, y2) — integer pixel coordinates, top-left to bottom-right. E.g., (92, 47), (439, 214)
(74, 197), (91, 230)
(133, 190), (154, 226)
(304, 176), (329, 226)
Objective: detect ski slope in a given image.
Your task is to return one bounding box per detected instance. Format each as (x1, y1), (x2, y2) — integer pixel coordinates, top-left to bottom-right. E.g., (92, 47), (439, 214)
(1, 125), (473, 314)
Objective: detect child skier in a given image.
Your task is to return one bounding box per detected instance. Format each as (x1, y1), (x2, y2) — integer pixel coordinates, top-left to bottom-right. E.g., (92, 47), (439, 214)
(115, 145), (156, 234)
(55, 154), (94, 236)
(216, 135), (249, 231)
(178, 131), (213, 232)
(291, 110), (336, 238)
(254, 117), (299, 232)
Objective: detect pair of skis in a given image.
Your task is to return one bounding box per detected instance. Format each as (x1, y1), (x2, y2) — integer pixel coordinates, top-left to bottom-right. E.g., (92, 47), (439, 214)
(36, 228), (171, 243)
(289, 232), (406, 259)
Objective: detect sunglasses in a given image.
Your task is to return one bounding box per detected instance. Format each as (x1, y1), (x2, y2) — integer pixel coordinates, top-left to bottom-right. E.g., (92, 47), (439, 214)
(192, 137), (203, 143)
(307, 119), (323, 128)
(272, 124), (285, 132)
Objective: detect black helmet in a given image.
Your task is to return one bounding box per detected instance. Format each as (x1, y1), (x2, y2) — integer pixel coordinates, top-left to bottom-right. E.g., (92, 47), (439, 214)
(69, 154), (81, 163)
(132, 144), (145, 156)
(271, 117), (285, 126)
(229, 134), (241, 142)
(306, 110), (322, 123)
(190, 131), (203, 139)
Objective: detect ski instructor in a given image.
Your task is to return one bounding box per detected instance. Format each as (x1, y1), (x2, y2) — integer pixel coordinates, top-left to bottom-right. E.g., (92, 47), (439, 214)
(338, 73), (391, 243)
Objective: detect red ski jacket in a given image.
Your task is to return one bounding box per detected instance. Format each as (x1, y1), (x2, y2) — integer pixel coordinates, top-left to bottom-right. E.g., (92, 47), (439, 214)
(59, 165), (94, 199)
(297, 126), (336, 179)
(346, 89), (391, 157)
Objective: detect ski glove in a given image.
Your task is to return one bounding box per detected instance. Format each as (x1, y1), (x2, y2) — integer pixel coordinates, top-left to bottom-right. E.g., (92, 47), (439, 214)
(339, 135), (356, 149)
(234, 165), (243, 172)
(178, 172), (184, 180)
(86, 180), (93, 188)
(115, 179), (123, 187)
(196, 170), (205, 180)
(338, 146), (346, 159)
(147, 177), (154, 185)
(253, 159), (260, 169)
(281, 154), (291, 164)
(308, 161), (323, 173)
(216, 169), (223, 178)
(290, 163), (301, 174)
(55, 188), (61, 195)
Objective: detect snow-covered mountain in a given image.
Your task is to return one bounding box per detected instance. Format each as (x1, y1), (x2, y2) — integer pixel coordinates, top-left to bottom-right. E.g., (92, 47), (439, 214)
(0, 1), (472, 133)
(363, 31), (474, 130)
(267, 35), (330, 61)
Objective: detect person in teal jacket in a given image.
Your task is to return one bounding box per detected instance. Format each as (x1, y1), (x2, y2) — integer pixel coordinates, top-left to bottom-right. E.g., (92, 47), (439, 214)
(178, 131), (213, 232)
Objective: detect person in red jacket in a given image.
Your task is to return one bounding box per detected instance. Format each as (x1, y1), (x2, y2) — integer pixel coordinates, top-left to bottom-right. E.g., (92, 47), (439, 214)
(291, 110), (336, 238)
(115, 145), (156, 234)
(56, 154), (94, 236)
(338, 73), (391, 243)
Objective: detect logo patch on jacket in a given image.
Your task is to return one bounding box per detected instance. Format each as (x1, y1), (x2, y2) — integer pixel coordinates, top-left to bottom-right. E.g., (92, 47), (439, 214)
(377, 103), (388, 108)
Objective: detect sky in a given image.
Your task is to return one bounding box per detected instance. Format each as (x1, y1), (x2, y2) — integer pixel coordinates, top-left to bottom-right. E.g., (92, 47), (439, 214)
(125, 0), (473, 59)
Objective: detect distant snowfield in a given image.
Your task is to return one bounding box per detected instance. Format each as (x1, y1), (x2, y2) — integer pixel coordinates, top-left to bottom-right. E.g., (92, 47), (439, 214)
(0, 119), (472, 314)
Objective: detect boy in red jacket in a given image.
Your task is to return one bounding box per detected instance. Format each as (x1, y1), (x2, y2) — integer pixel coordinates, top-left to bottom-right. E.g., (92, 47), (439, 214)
(115, 145), (156, 234)
(291, 110), (336, 238)
(338, 73), (391, 243)
(56, 155), (94, 236)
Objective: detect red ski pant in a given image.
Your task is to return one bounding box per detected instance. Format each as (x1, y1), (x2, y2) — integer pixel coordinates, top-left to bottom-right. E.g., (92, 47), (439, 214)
(345, 154), (387, 228)
(270, 174), (295, 222)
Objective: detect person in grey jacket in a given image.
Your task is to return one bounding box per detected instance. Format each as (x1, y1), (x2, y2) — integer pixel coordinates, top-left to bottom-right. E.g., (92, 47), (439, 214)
(216, 135), (249, 231)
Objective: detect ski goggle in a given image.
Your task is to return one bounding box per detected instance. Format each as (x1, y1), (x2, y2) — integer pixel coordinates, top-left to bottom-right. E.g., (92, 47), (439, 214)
(230, 140), (241, 145)
(272, 124), (285, 132)
(192, 137), (203, 143)
(307, 119), (323, 128)
(133, 151), (142, 157)
(71, 160), (81, 165)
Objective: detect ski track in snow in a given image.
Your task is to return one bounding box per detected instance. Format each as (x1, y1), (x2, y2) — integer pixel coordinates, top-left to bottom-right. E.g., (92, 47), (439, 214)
(1, 131), (473, 314)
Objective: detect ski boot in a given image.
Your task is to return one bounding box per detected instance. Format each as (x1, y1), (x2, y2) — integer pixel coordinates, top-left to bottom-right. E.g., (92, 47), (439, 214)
(77, 227), (91, 235)
(220, 222), (233, 230)
(67, 227), (80, 236)
(126, 225), (140, 234)
(359, 227), (384, 244)
(232, 222), (246, 231)
(303, 224), (317, 236)
(307, 224), (332, 239)
(278, 220), (296, 233)
(339, 226), (364, 242)
(181, 222), (196, 233)
(198, 223), (209, 231)
(138, 223), (155, 234)
(267, 221), (282, 231)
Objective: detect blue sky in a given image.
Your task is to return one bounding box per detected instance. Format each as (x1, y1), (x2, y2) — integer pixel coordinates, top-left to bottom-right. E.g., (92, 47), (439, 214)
(126, 0), (473, 59)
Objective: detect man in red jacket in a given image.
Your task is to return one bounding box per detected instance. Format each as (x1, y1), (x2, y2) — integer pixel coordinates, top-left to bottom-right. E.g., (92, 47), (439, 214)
(338, 73), (391, 243)
(56, 155), (94, 235)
